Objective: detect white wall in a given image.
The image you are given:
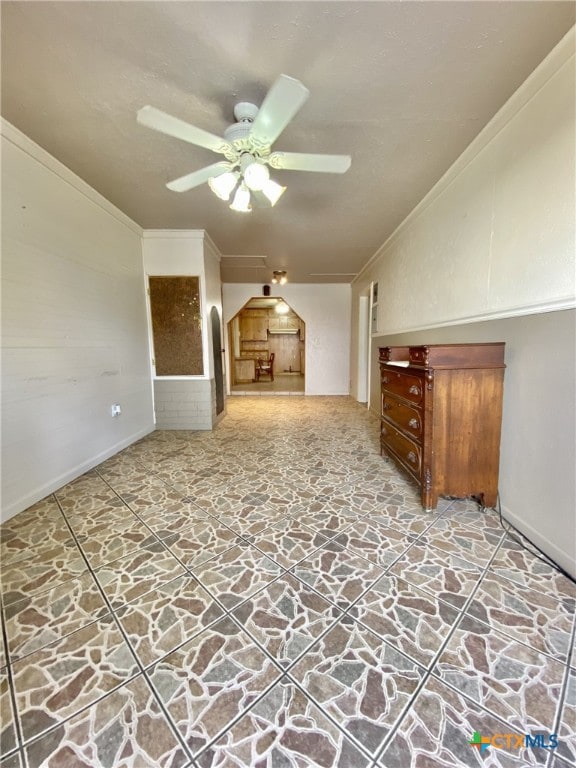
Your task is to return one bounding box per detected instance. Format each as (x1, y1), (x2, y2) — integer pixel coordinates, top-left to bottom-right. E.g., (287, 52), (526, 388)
(203, 234), (225, 383)
(223, 283), (351, 396)
(351, 29), (576, 576)
(142, 231), (224, 429)
(1, 120), (155, 521)
(143, 231), (211, 377)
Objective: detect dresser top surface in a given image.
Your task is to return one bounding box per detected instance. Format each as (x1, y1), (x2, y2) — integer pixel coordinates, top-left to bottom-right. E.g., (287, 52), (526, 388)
(379, 342), (505, 369)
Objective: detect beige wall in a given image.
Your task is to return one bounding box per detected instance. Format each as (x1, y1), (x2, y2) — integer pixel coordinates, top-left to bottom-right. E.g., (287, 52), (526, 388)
(371, 311), (575, 578)
(223, 283), (351, 396)
(353, 29), (574, 339)
(352, 29), (576, 575)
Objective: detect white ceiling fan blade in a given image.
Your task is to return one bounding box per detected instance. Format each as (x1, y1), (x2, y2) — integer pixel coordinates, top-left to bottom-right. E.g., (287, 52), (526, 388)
(137, 106), (232, 154)
(250, 75), (310, 146)
(166, 162), (231, 193)
(268, 151), (351, 173)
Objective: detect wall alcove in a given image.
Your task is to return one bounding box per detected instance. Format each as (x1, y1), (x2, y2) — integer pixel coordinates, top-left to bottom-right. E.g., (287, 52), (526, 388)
(148, 276), (203, 376)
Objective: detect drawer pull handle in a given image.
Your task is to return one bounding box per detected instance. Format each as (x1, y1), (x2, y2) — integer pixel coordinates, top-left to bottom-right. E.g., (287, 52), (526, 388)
(382, 376), (389, 384)
(408, 418), (419, 429)
(407, 451), (417, 465)
(383, 403), (392, 411)
(408, 385), (420, 395)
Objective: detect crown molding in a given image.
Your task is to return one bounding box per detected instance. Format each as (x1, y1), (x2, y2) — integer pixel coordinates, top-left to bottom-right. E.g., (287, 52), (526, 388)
(371, 296), (576, 337)
(142, 229), (206, 239)
(1, 118), (142, 236)
(356, 26), (576, 283)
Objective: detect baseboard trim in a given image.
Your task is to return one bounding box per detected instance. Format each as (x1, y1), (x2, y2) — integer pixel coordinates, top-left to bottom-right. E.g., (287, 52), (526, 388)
(1, 425), (155, 523)
(500, 501), (575, 580)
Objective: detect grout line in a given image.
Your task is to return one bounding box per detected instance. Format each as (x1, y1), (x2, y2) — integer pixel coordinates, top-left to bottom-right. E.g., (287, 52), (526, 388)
(191, 672), (291, 762)
(282, 673), (385, 764)
(374, 525), (573, 764)
(280, 609), (430, 763)
(223, 584), (344, 673)
(3, 398), (573, 765)
(143, 606), (291, 764)
(123, 508), (431, 761)
(77, 477), (308, 758)
(546, 612), (576, 768)
(371, 521), (506, 763)
(0, 589), (24, 758)
(1, 492), (89, 754)
(191, 661), (379, 766)
(45, 494), (197, 764)
(285, 545), (387, 610)
(186, 553), (291, 619)
(92, 467), (239, 576)
(470, 532), (575, 665)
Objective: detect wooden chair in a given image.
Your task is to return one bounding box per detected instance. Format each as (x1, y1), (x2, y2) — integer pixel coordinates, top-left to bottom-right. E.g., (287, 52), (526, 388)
(255, 353), (275, 382)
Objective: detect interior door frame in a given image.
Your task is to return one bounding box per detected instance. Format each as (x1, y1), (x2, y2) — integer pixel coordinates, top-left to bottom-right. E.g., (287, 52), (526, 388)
(210, 306), (225, 415)
(357, 294), (370, 404)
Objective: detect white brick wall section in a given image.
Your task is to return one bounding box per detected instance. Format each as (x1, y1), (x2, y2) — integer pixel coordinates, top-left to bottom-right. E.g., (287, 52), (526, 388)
(154, 379), (215, 430)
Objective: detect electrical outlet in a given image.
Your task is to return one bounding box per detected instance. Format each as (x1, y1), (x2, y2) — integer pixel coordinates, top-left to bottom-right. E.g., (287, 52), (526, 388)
(111, 404), (121, 417)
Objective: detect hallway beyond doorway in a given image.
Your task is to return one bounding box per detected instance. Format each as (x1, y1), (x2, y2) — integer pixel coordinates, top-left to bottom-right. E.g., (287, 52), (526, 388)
(228, 296), (305, 394)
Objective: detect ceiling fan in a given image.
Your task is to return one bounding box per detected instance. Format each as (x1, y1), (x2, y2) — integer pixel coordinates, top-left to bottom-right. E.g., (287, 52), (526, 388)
(137, 74), (351, 212)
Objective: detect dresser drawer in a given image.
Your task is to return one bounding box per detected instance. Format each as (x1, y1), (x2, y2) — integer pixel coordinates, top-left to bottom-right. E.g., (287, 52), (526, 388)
(381, 395), (423, 440)
(381, 420), (422, 477)
(409, 347), (428, 366)
(380, 368), (424, 405)
(379, 343), (505, 511)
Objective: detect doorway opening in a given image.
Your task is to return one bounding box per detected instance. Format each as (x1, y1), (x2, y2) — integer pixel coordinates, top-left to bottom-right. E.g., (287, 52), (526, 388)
(228, 296), (305, 394)
(210, 306), (225, 416)
(357, 294), (370, 404)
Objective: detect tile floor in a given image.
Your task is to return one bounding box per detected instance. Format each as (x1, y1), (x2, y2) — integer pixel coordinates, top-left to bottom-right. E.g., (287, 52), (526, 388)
(0, 396), (574, 768)
(230, 373), (305, 395)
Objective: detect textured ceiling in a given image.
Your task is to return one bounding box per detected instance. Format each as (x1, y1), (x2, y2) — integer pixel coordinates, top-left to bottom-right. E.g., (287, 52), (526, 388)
(1, 1), (574, 283)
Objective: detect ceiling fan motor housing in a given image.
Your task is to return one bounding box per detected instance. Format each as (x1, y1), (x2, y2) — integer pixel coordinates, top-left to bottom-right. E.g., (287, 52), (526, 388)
(233, 102), (259, 122)
(225, 102), (258, 142)
(224, 122), (252, 144)
(224, 102), (272, 157)
(137, 74), (351, 193)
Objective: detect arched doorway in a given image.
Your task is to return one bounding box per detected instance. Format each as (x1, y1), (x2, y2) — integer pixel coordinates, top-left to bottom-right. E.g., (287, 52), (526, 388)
(228, 296), (305, 394)
(210, 306), (225, 415)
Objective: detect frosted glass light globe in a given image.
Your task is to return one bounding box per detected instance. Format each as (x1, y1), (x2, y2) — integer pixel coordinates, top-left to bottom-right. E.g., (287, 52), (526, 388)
(243, 160), (270, 191)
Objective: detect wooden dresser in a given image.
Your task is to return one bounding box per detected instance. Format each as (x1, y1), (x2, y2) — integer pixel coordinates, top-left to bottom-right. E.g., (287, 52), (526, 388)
(379, 343), (505, 510)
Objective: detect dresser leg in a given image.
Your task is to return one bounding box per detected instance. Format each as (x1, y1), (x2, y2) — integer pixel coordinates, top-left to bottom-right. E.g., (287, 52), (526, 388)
(421, 466), (437, 511)
(421, 488), (438, 511)
(476, 490), (498, 508)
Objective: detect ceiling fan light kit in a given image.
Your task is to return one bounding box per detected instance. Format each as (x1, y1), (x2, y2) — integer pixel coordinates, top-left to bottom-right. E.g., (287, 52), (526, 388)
(261, 179), (286, 206)
(240, 154), (269, 191)
(207, 170), (239, 201)
(137, 74), (351, 213)
(229, 183), (252, 213)
(271, 270), (288, 285)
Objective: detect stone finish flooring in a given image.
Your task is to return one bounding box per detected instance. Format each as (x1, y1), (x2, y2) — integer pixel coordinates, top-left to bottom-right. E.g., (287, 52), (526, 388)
(0, 397), (574, 768)
(230, 373), (305, 395)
